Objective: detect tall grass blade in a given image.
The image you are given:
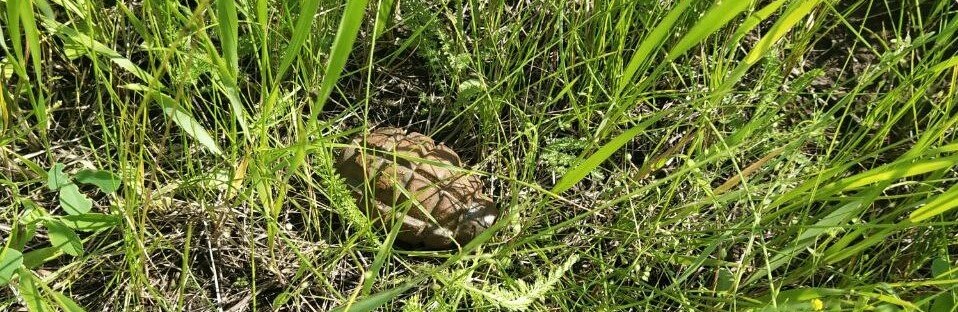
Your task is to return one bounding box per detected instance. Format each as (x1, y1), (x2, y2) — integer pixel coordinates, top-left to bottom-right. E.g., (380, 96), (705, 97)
(713, 146), (785, 194)
(711, 0), (826, 100)
(275, 0), (321, 82)
(824, 154), (958, 193)
(667, 0), (754, 61)
(123, 85), (224, 156)
(743, 0), (825, 66)
(155, 92), (224, 156)
(823, 226), (901, 265)
(615, 0), (690, 95)
(215, 0), (239, 78)
(254, 0), (270, 82)
(769, 152), (958, 211)
(10, 0), (48, 132)
(193, 2), (250, 141)
(374, 0), (396, 40)
(931, 55), (958, 75)
(733, 0), (787, 41)
(41, 18), (153, 83)
(6, 0), (24, 64)
(331, 283), (414, 312)
(909, 183), (958, 222)
(553, 111), (666, 193)
(218, 83), (250, 142)
(814, 153), (958, 267)
(307, 0), (370, 124)
(748, 200), (865, 284)
(290, 0), (369, 173)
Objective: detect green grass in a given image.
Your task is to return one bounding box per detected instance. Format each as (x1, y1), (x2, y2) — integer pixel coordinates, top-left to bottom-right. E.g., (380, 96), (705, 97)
(1, 0), (958, 311)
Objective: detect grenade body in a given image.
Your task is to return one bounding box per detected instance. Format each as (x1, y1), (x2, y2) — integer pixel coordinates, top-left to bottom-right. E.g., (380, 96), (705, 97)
(335, 127), (497, 248)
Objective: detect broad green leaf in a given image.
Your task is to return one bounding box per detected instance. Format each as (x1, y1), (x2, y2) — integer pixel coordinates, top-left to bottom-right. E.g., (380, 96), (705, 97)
(46, 220), (84, 257)
(714, 268), (734, 292)
(52, 291), (86, 312)
(932, 257), (953, 278)
(61, 213), (120, 232)
(47, 162), (70, 190)
(21, 200), (47, 224)
(552, 112), (666, 193)
(23, 247), (60, 269)
(152, 91), (224, 156)
(74, 169), (122, 193)
(19, 268), (50, 312)
(11, 222), (37, 250)
(0, 248), (23, 285)
(909, 183), (958, 222)
(930, 257), (957, 312)
(59, 184), (93, 215)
